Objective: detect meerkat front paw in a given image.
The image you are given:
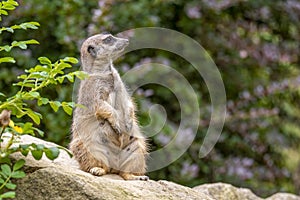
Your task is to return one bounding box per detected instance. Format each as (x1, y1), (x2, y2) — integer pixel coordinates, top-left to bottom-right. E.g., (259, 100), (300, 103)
(95, 109), (112, 120)
(90, 167), (106, 176)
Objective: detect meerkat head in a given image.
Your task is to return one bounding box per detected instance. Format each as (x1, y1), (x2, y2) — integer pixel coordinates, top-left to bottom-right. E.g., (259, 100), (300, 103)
(80, 33), (129, 72)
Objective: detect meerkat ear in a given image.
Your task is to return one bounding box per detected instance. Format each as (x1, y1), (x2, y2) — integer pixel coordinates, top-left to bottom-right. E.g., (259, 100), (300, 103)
(87, 45), (97, 57)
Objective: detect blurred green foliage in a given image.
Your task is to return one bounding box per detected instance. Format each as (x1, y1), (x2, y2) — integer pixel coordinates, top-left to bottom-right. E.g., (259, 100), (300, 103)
(0, 0), (300, 197)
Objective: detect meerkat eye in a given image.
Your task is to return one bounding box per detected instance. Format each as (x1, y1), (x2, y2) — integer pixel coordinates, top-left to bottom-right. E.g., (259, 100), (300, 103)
(102, 36), (114, 44)
(87, 45), (97, 57)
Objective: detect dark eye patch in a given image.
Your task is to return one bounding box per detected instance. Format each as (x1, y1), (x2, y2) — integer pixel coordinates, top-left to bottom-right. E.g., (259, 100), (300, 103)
(102, 36), (115, 44)
(87, 45), (96, 57)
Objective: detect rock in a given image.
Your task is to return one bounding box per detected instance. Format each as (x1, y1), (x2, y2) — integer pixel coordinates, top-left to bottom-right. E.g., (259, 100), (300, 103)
(266, 193), (300, 200)
(2, 134), (299, 200)
(193, 183), (263, 200)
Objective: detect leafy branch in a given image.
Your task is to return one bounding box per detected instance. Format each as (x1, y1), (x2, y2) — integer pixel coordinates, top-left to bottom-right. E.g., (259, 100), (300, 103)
(0, 56), (87, 124)
(0, 160), (25, 199)
(0, 0), (40, 65)
(0, 0), (87, 198)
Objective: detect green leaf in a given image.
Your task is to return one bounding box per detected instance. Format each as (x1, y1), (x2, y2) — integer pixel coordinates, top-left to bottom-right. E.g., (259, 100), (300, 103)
(62, 102), (73, 115)
(11, 170), (26, 178)
(0, 92), (6, 97)
(26, 109), (41, 124)
(25, 39), (39, 45)
(73, 71), (89, 80)
(0, 157), (11, 164)
(63, 57), (78, 64)
(28, 91), (40, 98)
(22, 122), (33, 131)
(13, 159), (25, 171)
(67, 102), (76, 107)
(1, 164), (11, 176)
(2, 3), (16, 10)
(38, 97), (49, 106)
(20, 144), (30, 150)
(17, 123), (33, 135)
(18, 42), (27, 49)
(0, 57), (15, 63)
(32, 127), (44, 137)
(13, 82), (35, 88)
(0, 27), (14, 33)
(5, 182), (16, 189)
(38, 57), (52, 65)
(2, 45), (11, 52)
(66, 74), (74, 82)
(57, 146), (73, 158)
(19, 144), (30, 156)
(20, 22), (40, 30)
(36, 144), (45, 150)
(20, 149), (29, 156)
(11, 41), (28, 49)
(17, 74), (27, 79)
(49, 101), (61, 112)
(8, 0), (19, 6)
(0, 10), (8, 15)
(19, 23), (27, 29)
(45, 147), (60, 160)
(56, 62), (72, 71)
(6, 27), (14, 33)
(31, 65), (50, 73)
(31, 149), (43, 160)
(0, 191), (15, 199)
(57, 76), (65, 84)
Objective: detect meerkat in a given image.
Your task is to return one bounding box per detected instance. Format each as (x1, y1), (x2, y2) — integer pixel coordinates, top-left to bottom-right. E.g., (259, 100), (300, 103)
(70, 33), (148, 181)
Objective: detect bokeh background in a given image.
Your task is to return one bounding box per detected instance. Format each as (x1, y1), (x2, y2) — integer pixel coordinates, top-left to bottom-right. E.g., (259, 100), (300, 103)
(0, 0), (299, 197)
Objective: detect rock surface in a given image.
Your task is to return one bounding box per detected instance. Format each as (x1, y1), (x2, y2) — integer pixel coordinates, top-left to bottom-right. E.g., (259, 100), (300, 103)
(4, 134), (300, 200)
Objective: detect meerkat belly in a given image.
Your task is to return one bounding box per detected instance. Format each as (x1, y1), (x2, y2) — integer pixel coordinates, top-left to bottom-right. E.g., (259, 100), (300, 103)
(89, 132), (131, 170)
(85, 118), (123, 170)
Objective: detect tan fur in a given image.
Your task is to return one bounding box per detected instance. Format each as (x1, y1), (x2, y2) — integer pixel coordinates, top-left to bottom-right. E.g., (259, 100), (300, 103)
(70, 33), (148, 181)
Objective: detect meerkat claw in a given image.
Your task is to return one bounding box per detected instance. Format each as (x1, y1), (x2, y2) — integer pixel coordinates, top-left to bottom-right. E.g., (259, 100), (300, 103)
(90, 167), (106, 176)
(139, 176), (149, 181)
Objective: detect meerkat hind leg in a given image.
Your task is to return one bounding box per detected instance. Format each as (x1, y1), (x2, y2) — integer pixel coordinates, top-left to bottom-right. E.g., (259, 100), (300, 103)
(90, 167), (107, 176)
(120, 172), (149, 181)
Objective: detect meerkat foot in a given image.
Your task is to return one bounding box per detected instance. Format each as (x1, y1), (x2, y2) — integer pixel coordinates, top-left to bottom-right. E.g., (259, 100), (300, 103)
(120, 173), (149, 181)
(90, 167), (106, 176)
